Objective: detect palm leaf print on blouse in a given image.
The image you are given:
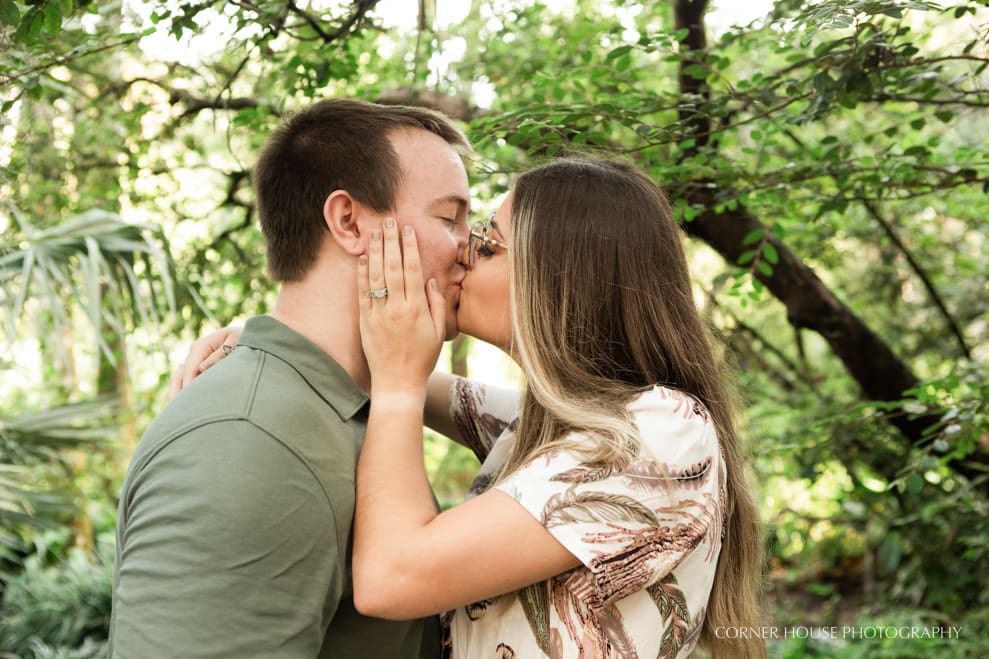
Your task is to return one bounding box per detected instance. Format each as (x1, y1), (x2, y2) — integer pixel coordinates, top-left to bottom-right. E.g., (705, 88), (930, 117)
(494, 642), (516, 659)
(451, 379), (488, 462)
(657, 388), (710, 422)
(622, 457), (713, 492)
(518, 581), (553, 655)
(465, 598), (493, 621)
(682, 604), (706, 652)
(468, 471), (496, 496)
(599, 603), (639, 659)
(439, 611), (454, 659)
(550, 462), (616, 484)
(541, 487), (659, 528)
(552, 578), (583, 656)
(648, 574), (691, 659)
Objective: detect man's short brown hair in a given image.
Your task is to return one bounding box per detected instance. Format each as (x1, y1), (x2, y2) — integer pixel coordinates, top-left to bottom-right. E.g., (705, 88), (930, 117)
(253, 98), (470, 281)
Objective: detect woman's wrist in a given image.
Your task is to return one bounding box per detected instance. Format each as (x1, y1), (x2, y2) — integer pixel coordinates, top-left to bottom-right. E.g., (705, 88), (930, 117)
(369, 388), (427, 411)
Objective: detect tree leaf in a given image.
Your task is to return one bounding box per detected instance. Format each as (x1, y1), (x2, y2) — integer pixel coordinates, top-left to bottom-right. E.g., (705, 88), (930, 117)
(743, 230), (763, 245)
(606, 45), (632, 62)
(43, 0), (62, 34)
(737, 250), (756, 265)
(0, 0), (19, 28)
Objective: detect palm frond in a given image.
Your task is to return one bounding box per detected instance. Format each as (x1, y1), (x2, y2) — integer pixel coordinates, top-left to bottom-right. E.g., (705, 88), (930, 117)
(0, 398), (117, 560)
(0, 207), (180, 365)
(0, 398), (119, 462)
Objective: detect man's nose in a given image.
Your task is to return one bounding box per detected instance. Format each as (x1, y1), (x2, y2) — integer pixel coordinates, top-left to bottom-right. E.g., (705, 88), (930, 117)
(457, 241), (471, 270)
(455, 223), (470, 266)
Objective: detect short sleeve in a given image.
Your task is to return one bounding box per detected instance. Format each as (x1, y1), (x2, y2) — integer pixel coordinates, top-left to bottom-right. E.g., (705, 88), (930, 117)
(493, 387), (723, 612)
(110, 421), (343, 658)
(449, 377), (521, 462)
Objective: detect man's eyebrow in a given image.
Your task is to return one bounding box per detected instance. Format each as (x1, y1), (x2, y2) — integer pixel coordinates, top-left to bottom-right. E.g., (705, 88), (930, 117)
(427, 195), (470, 212)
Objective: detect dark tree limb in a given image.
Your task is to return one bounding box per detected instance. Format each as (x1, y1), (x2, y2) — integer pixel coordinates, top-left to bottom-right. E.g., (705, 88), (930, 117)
(375, 87), (477, 121)
(171, 88), (261, 118)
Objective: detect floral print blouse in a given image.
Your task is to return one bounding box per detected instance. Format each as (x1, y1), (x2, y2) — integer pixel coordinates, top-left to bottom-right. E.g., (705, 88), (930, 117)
(444, 378), (726, 659)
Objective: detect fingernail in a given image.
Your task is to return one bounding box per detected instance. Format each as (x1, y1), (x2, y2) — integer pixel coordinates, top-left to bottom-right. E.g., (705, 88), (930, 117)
(385, 218), (395, 228)
(403, 226), (412, 236)
(359, 255), (367, 265)
(372, 230), (381, 240)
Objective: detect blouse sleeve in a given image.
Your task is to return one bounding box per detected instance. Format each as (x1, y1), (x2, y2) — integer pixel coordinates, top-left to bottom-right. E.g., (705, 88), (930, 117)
(493, 386), (724, 613)
(448, 376), (522, 462)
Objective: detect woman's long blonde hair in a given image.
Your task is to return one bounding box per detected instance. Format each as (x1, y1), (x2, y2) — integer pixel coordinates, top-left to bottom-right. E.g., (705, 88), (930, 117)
(501, 158), (765, 658)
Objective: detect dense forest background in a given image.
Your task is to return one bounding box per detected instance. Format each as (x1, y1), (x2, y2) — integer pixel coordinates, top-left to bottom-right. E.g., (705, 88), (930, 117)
(1, 0), (987, 656)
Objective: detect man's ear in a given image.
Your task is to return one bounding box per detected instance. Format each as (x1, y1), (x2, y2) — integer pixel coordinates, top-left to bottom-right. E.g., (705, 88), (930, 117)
(323, 190), (367, 256)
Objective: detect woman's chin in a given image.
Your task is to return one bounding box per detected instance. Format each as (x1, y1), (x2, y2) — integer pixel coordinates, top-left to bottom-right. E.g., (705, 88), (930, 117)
(455, 309), (479, 341)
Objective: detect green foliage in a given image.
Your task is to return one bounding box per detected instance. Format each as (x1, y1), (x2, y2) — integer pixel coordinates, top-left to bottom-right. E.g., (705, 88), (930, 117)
(0, 398), (117, 566)
(424, 428), (481, 510)
(0, 534), (112, 657)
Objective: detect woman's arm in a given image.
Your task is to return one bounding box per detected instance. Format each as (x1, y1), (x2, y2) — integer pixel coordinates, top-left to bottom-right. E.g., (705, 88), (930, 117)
(353, 394), (580, 619)
(354, 219), (579, 619)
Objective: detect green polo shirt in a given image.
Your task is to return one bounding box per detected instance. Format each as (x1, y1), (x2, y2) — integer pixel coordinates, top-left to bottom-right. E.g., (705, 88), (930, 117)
(109, 315), (440, 658)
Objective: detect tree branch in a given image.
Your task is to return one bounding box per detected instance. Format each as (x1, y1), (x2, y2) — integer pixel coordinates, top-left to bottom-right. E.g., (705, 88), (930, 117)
(870, 94), (989, 108)
(0, 35), (144, 87)
(286, 0), (379, 43)
(861, 200), (971, 359)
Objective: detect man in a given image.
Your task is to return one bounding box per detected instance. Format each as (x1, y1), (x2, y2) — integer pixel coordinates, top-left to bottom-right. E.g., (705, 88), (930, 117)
(109, 99), (471, 657)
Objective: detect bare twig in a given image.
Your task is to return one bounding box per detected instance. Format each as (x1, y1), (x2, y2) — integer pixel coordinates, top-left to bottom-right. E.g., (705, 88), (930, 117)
(861, 200), (972, 359)
(285, 0), (379, 43)
(0, 35), (144, 87)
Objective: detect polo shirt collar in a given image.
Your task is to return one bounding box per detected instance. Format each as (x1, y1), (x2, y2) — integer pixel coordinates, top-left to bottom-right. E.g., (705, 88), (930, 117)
(237, 315), (369, 420)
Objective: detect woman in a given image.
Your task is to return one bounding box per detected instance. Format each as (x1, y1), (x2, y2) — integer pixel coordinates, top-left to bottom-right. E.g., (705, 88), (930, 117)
(180, 158), (764, 658)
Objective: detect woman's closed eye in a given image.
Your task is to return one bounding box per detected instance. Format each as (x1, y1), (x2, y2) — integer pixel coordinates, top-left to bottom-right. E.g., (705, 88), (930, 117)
(476, 244), (496, 258)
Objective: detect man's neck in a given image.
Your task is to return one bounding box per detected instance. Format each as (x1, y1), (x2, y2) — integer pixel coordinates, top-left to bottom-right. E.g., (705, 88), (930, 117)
(270, 265), (370, 392)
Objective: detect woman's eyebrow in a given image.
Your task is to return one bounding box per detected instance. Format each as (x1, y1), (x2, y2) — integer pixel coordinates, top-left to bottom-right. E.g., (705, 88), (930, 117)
(490, 219), (505, 239)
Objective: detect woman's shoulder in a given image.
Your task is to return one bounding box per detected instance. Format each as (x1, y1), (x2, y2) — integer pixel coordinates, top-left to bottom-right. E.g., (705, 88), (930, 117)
(627, 385), (720, 462)
(629, 385), (713, 422)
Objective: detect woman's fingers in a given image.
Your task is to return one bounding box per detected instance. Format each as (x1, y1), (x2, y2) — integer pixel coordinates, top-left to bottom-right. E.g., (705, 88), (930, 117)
(168, 367), (185, 400)
(382, 218), (405, 300)
(357, 253), (371, 318)
(367, 226), (386, 303)
(169, 326), (243, 400)
(425, 278), (446, 339)
(196, 347), (228, 374)
(400, 225), (425, 302)
(360, 219), (437, 333)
